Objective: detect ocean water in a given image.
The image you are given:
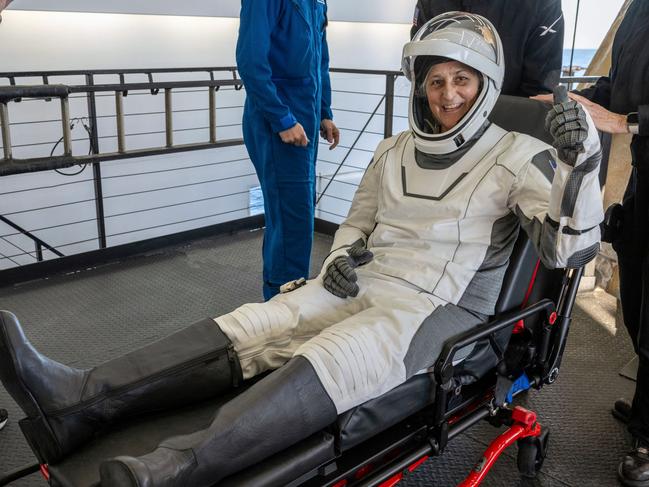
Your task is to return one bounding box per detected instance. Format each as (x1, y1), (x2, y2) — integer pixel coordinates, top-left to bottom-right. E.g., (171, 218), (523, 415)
(562, 48), (597, 76)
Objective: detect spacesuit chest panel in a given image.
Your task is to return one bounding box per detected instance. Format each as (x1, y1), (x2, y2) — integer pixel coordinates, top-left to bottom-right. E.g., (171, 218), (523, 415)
(401, 124), (509, 200)
(362, 127), (543, 304)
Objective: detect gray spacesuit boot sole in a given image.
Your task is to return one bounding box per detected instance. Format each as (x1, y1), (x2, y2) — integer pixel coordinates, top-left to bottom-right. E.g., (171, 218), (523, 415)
(99, 356), (337, 487)
(0, 311), (242, 464)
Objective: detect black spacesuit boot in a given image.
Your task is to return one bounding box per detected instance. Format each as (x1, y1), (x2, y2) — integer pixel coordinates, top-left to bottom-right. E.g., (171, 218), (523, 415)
(99, 356), (337, 487)
(0, 310), (242, 463)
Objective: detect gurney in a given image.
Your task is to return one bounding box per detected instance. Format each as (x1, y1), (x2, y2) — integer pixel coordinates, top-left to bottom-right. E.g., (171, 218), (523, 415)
(0, 96), (584, 487)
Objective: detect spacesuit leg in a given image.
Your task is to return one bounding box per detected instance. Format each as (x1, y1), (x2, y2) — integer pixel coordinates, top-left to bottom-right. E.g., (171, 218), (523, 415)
(0, 313), (242, 464)
(215, 278), (365, 380)
(100, 356), (336, 487)
(99, 275), (484, 486)
(295, 273), (485, 413)
(101, 279), (358, 487)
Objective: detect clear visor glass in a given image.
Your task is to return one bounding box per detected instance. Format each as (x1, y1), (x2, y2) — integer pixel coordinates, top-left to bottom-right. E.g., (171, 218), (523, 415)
(411, 65), (484, 135)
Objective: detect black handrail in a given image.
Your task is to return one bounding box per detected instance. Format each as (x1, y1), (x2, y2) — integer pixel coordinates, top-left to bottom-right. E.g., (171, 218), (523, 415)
(0, 215), (64, 258)
(433, 299), (556, 384)
(0, 66), (240, 83)
(0, 79), (241, 103)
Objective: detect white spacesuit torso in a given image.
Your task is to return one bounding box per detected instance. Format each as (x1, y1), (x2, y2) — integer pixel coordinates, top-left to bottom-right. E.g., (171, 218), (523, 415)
(330, 122), (602, 315)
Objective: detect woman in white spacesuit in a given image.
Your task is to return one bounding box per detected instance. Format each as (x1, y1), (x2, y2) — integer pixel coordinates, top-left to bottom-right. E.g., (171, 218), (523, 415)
(0, 13), (603, 487)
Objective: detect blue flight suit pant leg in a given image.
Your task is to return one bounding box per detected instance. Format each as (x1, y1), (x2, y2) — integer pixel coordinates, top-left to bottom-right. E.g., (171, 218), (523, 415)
(243, 102), (319, 300)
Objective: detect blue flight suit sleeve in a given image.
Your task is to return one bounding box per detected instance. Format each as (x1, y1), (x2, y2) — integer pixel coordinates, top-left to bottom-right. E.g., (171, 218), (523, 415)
(236, 0), (298, 133)
(320, 27), (333, 121)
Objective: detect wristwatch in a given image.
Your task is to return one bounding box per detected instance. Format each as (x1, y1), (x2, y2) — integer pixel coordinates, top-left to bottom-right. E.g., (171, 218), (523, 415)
(627, 112), (639, 135)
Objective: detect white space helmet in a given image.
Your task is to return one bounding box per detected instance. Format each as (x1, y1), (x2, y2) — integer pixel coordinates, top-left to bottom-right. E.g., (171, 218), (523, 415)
(402, 12), (504, 155)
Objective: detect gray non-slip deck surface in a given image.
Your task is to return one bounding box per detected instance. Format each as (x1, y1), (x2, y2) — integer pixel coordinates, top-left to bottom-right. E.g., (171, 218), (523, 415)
(0, 229), (637, 486)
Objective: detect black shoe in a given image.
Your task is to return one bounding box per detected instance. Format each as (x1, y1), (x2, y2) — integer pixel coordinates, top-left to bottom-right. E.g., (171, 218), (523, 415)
(613, 398), (633, 424)
(0, 408), (7, 430)
(619, 439), (649, 487)
(100, 357), (337, 487)
(0, 311), (242, 463)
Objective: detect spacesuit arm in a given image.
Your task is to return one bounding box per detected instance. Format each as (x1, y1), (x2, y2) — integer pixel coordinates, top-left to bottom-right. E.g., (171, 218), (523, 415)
(509, 110), (604, 269)
(236, 0), (298, 133)
(323, 151), (384, 266)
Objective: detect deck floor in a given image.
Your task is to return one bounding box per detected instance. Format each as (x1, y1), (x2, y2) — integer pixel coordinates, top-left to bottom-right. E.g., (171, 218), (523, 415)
(0, 229), (636, 486)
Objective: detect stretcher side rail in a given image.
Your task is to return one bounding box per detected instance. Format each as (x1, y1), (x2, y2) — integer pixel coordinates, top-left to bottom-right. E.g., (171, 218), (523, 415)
(299, 295), (561, 487)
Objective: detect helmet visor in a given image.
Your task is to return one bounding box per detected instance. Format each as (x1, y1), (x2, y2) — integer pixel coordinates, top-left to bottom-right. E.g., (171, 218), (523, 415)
(411, 56), (484, 135)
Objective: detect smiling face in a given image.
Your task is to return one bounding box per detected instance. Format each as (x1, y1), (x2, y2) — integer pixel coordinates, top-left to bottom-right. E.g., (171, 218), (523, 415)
(424, 60), (481, 133)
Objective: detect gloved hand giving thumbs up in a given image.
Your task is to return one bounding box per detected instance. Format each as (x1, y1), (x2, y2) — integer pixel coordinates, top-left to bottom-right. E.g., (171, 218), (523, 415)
(545, 85), (589, 166)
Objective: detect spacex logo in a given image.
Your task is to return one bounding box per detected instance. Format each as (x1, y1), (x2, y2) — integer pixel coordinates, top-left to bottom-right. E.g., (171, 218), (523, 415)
(540, 14), (563, 36)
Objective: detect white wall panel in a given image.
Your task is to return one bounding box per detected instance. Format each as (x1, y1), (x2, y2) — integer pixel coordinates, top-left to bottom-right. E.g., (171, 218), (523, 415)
(0, 11), (410, 72)
(0, 9), (414, 270)
(0, 11), (240, 71)
(7, 0), (417, 24)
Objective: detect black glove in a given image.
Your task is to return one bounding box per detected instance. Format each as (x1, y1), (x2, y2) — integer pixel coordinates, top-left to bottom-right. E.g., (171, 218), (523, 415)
(545, 85), (588, 166)
(323, 246), (374, 298)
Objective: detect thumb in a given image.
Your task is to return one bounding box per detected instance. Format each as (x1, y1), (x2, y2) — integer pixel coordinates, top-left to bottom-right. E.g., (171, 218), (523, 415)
(553, 85), (569, 105)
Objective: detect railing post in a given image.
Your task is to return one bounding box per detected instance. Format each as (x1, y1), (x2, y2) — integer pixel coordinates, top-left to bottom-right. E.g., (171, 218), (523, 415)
(165, 88), (173, 147)
(60, 96), (72, 156)
(35, 242), (43, 262)
(383, 74), (396, 138)
(0, 102), (12, 160)
(115, 91), (126, 153)
(209, 86), (217, 144)
(86, 74), (107, 249)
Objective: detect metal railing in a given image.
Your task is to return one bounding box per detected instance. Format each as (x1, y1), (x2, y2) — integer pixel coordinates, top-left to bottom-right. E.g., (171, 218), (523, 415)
(0, 79), (244, 175)
(0, 66), (402, 276)
(0, 67), (597, 277)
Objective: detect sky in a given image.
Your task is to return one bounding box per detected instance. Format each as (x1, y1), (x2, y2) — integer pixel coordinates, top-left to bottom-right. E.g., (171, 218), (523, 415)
(562, 0), (626, 49)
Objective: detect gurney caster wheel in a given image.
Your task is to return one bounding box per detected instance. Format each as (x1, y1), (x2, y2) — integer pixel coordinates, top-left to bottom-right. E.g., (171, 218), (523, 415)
(517, 428), (550, 478)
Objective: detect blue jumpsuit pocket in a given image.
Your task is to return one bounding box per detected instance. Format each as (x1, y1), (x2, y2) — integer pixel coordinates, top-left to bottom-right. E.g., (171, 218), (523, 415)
(270, 136), (315, 184)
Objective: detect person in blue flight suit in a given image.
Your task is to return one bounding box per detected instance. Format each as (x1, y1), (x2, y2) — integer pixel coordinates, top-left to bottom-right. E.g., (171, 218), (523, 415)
(236, 0), (340, 300)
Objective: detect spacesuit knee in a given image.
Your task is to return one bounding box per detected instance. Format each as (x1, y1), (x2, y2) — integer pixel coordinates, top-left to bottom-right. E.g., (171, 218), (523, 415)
(296, 330), (396, 413)
(215, 300), (300, 378)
